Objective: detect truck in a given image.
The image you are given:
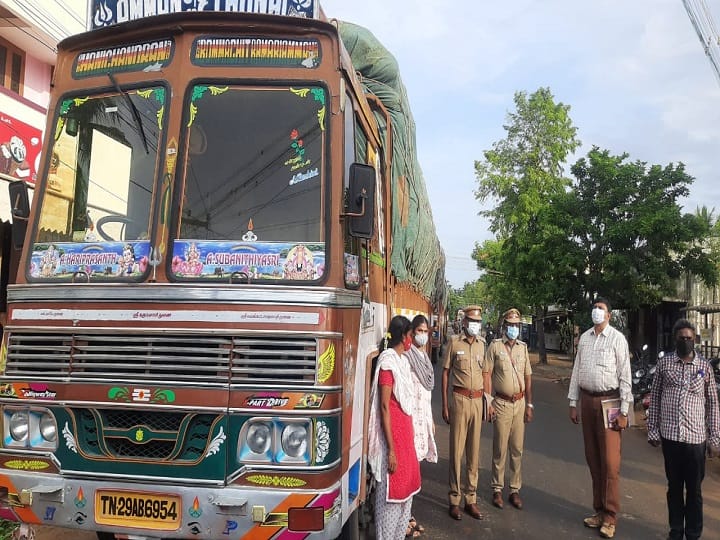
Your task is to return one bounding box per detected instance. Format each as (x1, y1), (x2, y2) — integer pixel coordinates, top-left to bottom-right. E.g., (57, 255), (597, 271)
(0, 2), (446, 539)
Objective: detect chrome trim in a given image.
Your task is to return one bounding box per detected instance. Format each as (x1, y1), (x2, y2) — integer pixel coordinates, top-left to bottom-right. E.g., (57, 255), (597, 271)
(228, 407), (342, 416)
(3, 327), (343, 339)
(8, 284), (362, 307)
(59, 469), (226, 486)
(0, 400), (229, 414)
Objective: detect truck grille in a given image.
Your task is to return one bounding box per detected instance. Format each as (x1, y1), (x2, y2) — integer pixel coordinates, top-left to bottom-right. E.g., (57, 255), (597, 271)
(73, 408), (219, 462)
(4, 332), (317, 386)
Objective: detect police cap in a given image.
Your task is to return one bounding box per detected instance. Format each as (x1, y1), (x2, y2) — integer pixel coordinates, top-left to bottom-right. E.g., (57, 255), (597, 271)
(503, 308), (521, 323)
(464, 305), (483, 321)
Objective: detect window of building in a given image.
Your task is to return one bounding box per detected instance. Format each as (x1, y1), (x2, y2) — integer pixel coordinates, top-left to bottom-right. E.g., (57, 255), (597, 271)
(0, 37), (23, 94)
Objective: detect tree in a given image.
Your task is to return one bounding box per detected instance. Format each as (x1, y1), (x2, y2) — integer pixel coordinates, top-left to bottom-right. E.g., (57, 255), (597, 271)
(568, 148), (719, 310)
(474, 88), (581, 363)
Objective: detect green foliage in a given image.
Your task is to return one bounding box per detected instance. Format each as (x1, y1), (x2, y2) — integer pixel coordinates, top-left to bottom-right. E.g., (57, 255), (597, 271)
(470, 87), (720, 356)
(569, 148), (719, 308)
(0, 520), (18, 540)
(474, 87), (582, 323)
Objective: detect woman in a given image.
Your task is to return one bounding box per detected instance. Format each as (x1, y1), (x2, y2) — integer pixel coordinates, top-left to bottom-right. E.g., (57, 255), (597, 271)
(405, 315), (438, 536)
(368, 315), (422, 540)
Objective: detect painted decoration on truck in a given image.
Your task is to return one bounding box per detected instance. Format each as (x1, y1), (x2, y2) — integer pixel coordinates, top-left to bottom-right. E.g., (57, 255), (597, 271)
(29, 241), (151, 279)
(171, 240), (324, 281)
(73, 39), (174, 78)
(90, 0), (318, 30)
(192, 36), (320, 68)
(108, 387), (176, 404)
(0, 382), (57, 400)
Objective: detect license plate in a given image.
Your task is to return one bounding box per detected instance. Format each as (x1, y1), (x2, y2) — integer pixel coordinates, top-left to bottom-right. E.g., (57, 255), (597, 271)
(95, 490), (181, 531)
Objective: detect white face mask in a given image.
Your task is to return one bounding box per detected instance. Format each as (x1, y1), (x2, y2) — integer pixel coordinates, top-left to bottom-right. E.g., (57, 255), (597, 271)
(414, 333), (429, 347)
(466, 321), (481, 336)
(591, 307), (606, 325)
(506, 325), (520, 340)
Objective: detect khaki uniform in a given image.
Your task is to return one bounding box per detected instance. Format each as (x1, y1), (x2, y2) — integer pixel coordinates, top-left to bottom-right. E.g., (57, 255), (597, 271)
(443, 333), (485, 505)
(484, 337), (532, 493)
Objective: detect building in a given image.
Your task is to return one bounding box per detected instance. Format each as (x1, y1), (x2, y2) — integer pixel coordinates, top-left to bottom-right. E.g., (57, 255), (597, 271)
(0, 0), (86, 193)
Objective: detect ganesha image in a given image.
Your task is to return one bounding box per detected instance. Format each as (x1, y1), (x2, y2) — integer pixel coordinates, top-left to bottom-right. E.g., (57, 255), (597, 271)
(283, 244), (316, 280)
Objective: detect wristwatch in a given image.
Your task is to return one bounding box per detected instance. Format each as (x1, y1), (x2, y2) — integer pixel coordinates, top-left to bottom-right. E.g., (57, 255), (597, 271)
(526, 403), (534, 409)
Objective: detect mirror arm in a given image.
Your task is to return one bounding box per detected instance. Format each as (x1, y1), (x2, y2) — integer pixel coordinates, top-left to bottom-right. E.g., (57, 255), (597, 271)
(340, 189), (367, 218)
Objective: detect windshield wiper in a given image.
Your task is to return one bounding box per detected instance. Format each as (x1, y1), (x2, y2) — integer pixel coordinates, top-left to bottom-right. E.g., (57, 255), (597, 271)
(107, 72), (149, 154)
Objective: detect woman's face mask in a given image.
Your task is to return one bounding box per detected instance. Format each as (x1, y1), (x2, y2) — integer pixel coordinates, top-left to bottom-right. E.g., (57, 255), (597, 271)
(414, 332), (429, 347)
(403, 335), (413, 351)
(506, 325), (520, 340)
(466, 321), (481, 336)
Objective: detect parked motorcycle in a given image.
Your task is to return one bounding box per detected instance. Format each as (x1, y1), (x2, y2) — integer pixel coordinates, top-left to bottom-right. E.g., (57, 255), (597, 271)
(632, 344), (657, 402)
(710, 356), (720, 394)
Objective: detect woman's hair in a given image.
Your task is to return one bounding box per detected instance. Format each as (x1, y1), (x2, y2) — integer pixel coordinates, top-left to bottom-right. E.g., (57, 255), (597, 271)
(381, 315), (411, 350)
(411, 314), (429, 331)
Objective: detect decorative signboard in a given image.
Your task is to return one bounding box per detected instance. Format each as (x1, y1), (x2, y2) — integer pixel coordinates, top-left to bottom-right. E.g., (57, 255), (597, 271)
(73, 39), (175, 78)
(191, 36), (320, 68)
(89, 0), (318, 30)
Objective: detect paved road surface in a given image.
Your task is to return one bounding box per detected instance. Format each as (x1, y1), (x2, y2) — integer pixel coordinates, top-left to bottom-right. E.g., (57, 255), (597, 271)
(31, 355), (720, 539)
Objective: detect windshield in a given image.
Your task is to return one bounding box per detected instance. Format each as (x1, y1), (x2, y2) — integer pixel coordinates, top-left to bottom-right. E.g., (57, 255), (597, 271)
(29, 87), (165, 281)
(172, 84), (326, 282)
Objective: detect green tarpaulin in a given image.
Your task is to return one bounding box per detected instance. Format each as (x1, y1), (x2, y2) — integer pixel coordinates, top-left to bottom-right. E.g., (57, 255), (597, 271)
(339, 22), (447, 308)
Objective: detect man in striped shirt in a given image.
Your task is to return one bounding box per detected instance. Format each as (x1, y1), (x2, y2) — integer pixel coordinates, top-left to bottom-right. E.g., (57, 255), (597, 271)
(647, 318), (720, 540)
(568, 297), (632, 539)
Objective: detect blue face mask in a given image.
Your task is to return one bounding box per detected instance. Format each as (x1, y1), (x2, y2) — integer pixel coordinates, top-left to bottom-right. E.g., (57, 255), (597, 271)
(506, 325), (520, 340)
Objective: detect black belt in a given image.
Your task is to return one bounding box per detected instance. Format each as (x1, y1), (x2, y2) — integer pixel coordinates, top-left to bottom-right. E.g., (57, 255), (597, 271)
(581, 388), (619, 398)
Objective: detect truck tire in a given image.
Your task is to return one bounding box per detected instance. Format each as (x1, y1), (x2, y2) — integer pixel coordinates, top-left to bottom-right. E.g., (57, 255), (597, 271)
(337, 507), (359, 540)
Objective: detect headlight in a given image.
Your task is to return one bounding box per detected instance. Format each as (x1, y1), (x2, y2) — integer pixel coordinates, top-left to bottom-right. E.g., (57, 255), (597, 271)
(39, 413), (57, 442)
(2, 407), (57, 449)
(281, 424), (308, 457)
(9, 411), (29, 442)
(247, 422), (272, 455)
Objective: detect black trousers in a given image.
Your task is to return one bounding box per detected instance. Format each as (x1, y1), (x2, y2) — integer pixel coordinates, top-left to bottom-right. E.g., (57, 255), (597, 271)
(661, 437), (706, 540)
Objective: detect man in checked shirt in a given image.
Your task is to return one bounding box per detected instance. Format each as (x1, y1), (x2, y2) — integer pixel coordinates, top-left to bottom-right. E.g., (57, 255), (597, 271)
(568, 297), (632, 539)
(647, 318), (720, 540)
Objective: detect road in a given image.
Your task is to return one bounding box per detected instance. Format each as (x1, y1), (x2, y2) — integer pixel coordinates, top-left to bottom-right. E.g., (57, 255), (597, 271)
(32, 354), (720, 540)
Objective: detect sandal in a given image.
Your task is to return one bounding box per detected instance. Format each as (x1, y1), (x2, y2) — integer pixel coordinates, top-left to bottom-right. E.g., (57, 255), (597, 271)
(405, 525), (421, 539)
(409, 517), (425, 534)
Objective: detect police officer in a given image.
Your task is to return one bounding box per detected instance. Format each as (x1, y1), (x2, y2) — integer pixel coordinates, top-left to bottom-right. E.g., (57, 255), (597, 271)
(442, 305), (486, 521)
(483, 308), (533, 510)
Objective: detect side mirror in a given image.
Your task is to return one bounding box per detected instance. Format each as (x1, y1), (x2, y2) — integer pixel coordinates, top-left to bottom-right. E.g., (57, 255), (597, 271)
(345, 163), (376, 239)
(8, 181), (30, 249)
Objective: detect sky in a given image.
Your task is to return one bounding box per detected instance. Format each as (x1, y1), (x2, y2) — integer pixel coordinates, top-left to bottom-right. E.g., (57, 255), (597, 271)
(320, 0), (720, 288)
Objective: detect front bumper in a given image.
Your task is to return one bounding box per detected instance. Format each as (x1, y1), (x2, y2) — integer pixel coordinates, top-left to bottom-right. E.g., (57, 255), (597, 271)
(0, 472), (342, 539)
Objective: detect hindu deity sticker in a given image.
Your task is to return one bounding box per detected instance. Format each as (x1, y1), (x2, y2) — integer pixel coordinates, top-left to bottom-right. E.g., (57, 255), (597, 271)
(29, 241), (151, 280)
(344, 253), (360, 287)
(171, 241), (324, 281)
